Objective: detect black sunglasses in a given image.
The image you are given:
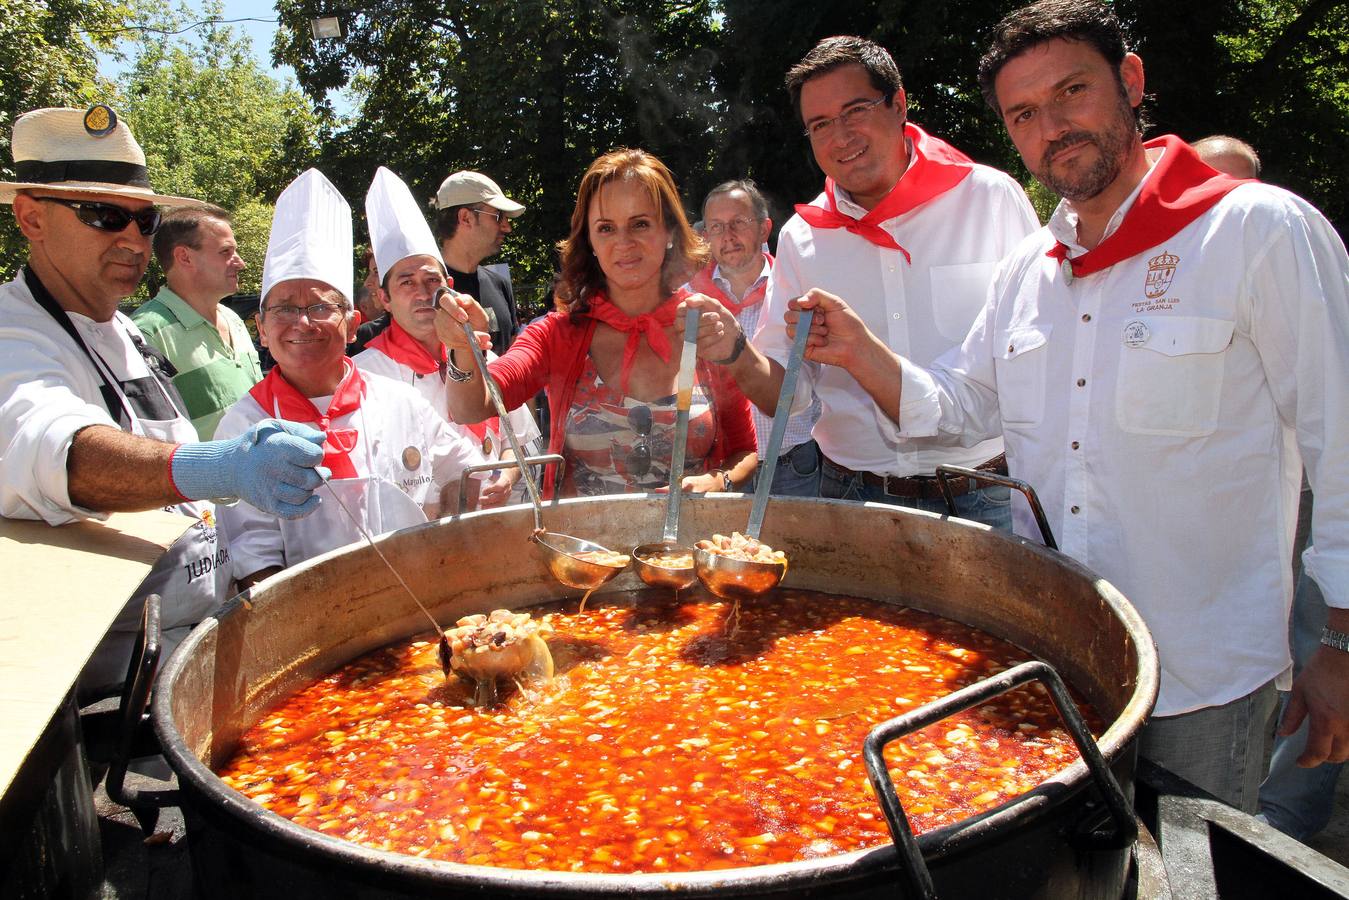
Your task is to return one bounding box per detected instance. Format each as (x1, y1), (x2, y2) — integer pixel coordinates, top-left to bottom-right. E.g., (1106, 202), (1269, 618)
(37, 196), (162, 236)
(625, 404), (654, 477)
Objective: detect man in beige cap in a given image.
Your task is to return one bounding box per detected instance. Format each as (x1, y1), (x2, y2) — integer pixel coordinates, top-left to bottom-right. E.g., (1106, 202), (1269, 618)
(432, 170), (525, 357)
(0, 106), (326, 694)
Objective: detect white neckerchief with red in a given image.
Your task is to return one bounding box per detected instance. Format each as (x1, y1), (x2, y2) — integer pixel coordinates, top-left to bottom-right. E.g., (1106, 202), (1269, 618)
(248, 357), (365, 478)
(1047, 135), (1252, 279)
(688, 254), (772, 315)
(794, 122), (974, 264)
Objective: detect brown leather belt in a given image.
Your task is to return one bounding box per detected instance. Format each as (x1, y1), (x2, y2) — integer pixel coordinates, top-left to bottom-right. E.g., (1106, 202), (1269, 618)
(823, 453), (1007, 501)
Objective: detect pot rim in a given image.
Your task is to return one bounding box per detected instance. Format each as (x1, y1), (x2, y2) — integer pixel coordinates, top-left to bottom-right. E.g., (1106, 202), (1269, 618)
(152, 495), (1159, 893)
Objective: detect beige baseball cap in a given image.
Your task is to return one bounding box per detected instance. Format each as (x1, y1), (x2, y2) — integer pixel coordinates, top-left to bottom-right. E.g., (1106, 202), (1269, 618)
(434, 170), (525, 217)
(0, 106), (197, 206)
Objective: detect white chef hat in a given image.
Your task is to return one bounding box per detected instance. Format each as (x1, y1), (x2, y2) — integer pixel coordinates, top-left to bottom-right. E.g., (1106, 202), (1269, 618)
(261, 168), (353, 305)
(366, 166), (444, 282)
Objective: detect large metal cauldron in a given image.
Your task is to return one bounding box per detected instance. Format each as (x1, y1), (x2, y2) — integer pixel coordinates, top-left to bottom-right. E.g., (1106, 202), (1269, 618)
(152, 495), (1158, 899)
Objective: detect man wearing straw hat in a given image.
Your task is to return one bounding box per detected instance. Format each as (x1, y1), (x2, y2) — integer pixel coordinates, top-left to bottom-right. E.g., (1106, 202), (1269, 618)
(0, 106), (329, 694)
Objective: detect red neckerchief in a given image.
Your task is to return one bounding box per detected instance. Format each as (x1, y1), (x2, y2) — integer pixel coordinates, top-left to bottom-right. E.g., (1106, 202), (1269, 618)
(365, 319), (494, 443)
(249, 358), (364, 478)
(794, 122), (974, 264)
(688, 254), (773, 315)
(586, 288), (688, 394)
(365, 319), (445, 377)
(1047, 135), (1252, 278)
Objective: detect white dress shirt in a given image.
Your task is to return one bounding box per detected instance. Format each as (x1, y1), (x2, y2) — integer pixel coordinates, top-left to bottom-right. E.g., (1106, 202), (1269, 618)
(896, 156), (1349, 715)
(755, 163), (1038, 475)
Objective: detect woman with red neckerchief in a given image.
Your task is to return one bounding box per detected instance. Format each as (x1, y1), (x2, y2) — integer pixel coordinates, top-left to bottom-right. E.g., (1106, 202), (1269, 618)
(435, 149), (757, 498)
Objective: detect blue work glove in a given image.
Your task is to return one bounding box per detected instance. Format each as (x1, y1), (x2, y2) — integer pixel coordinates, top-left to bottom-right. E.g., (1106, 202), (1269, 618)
(170, 419), (328, 519)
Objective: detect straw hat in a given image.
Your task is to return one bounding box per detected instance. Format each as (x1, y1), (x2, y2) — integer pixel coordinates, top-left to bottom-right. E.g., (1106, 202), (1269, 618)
(0, 106), (197, 206)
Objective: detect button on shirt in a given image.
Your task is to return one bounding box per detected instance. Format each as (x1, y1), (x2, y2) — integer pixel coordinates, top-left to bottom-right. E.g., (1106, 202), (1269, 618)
(896, 160), (1349, 716)
(754, 163), (1038, 475)
(709, 258), (820, 457)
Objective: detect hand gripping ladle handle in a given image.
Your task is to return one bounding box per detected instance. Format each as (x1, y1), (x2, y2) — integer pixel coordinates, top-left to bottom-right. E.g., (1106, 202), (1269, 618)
(745, 307), (813, 540)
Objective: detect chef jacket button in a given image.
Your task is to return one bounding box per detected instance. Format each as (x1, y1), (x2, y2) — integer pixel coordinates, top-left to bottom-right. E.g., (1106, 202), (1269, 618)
(892, 313), (902, 320)
(1076, 378), (1086, 387)
(1081, 314), (1092, 323)
(1071, 440), (1080, 450)
(1070, 505), (1081, 514)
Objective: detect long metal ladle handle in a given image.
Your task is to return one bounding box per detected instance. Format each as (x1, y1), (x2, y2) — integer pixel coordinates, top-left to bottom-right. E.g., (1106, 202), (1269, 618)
(663, 307), (700, 542)
(322, 480), (443, 637)
(438, 287), (545, 532)
(746, 307), (813, 539)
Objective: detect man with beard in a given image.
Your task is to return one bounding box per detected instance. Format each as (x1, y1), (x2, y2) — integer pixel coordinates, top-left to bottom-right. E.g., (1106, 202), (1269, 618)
(433, 170), (524, 358)
(684, 36), (1038, 522)
(742, 0), (1349, 811)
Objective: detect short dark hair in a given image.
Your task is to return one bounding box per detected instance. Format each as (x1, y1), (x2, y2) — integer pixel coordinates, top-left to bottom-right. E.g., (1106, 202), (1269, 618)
(977, 0), (1131, 118)
(703, 179), (769, 222)
(785, 36), (903, 123)
(433, 205), (473, 244)
(152, 204), (232, 273)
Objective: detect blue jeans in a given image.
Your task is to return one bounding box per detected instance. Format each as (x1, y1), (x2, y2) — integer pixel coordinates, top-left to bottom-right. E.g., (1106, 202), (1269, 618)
(819, 457), (1013, 531)
(1258, 551), (1342, 839)
(753, 439), (822, 498)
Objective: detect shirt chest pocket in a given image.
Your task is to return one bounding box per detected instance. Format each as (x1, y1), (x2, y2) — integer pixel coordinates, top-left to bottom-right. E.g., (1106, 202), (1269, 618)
(994, 324), (1052, 426)
(1115, 315), (1233, 437)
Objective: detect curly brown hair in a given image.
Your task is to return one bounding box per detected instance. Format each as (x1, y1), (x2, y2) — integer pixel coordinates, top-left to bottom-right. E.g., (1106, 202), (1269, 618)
(556, 148), (707, 319)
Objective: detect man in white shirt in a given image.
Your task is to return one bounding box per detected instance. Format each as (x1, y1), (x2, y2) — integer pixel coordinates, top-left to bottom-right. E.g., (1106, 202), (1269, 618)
(685, 36), (1038, 525)
(758, 0), (1349, 811)
(0, 106), (325, 695)
(685, 179), (821, 495)
(218, 169), (487, 587)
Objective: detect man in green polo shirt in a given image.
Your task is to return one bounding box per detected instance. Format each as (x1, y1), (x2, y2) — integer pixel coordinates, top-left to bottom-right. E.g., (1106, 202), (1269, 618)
(133, 204), (262, 438)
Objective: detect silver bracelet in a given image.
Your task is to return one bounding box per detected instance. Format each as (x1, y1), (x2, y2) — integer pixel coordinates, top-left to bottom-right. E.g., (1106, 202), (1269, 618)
(445, 351), (473, 383)
(1321, 626), (1349, 653)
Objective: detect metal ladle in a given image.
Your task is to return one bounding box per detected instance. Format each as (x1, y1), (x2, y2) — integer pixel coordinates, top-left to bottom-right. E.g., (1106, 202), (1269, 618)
(440, 288), (629, 593)
(321, 481), (454, 677)
(694, 308), (814, 602)
(632, 308), (700, 592)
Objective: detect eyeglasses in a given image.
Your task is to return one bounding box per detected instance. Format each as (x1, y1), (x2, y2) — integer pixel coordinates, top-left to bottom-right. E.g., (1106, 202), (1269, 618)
(704, 216), (759, 237)
(262, 302), (346, 325)
(472, 207), (506, 224)
(36, 196), (162, 236)
(803, 96), (888, 140)
(625, 404), (653, 477)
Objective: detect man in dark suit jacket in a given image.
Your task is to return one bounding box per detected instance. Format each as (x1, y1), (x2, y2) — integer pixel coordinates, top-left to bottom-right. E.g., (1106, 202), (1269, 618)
(433, 170), (524, 357)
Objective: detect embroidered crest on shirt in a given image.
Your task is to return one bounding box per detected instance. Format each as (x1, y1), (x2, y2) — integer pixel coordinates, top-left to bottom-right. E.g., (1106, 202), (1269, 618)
(1144, 250), (1179, 299)
(402, 446), (422, 470)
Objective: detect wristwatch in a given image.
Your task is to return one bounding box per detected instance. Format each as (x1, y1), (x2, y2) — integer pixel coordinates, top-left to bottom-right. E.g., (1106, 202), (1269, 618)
(717, 470), (734, 492)
(1321, 626), (1349, 653)
(713, 328), (747, 366)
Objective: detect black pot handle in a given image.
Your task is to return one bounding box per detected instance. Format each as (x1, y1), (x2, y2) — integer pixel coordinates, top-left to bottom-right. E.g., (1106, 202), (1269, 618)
(862, 660), (1137, 899)
(105, 593), (179, 810)
(934, 464), (1058, 550)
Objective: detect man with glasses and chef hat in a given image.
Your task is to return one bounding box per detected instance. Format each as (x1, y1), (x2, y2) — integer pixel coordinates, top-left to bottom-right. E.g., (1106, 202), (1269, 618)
(682, 36), (1039, 523)
(215, 168), (488, 589)
(356, 167), (541, 509)
(0, 106), (328, 696)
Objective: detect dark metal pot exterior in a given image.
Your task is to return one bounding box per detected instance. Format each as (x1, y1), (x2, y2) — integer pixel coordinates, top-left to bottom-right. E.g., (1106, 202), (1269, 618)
(153, 495), (1159, 899)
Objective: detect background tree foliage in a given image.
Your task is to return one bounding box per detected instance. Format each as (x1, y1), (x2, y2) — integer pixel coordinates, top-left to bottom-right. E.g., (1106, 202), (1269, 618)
(1, 0), (1346, 312)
